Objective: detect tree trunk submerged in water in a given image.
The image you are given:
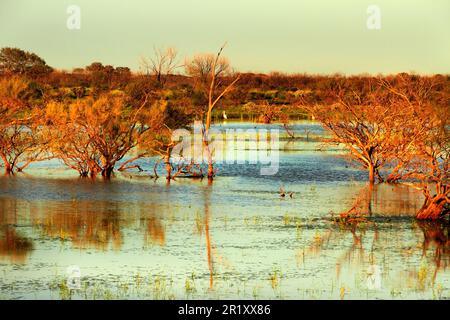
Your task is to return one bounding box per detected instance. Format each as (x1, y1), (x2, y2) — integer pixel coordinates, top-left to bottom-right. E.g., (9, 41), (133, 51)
(416, 195), (449, 220)
(1, 153), (12, 175)
(3, 165), (12, 175)
(368, 163), (375, 185)
(165, 153), (172, 181)
(202, 130), (214, 181)
(101, 165), (114, 179)
(79, 171), (89, 178)
(89, 167), (100, 179)
(207, 162), (214, 181)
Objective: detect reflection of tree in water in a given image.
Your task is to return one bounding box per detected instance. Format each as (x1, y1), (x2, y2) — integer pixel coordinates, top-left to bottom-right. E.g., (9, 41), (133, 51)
(334, 183), (422, 222)
(0, 198), (33, 263)
(30, 201), (124, 251)
(143, 216), (165, 246)
(191, 185), (233, 291)
(304, 184), (429, 285)
(302, 224), (375, 280)
(203, 185), (214, 290)
(304, 184), (450, 292)
(2, 195), (169, 254)
(416, 220), (450, 282)
(319, 184), (376, 277)
(339, 186), (450, 277)
(0, 226), (33, 263)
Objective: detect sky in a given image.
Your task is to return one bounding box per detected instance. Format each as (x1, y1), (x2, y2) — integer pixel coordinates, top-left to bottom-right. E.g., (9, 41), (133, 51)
(0, 0), (449, 74)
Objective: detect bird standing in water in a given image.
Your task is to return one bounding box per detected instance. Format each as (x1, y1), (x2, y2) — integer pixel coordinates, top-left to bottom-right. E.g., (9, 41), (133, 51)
(279, 186), (295, 198)
(279, 186), (286, 198)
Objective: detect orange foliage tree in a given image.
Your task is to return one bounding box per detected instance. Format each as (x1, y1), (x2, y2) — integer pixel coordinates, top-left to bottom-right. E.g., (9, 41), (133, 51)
(44, 92), (164, 178)
(0, 77), (49, 174)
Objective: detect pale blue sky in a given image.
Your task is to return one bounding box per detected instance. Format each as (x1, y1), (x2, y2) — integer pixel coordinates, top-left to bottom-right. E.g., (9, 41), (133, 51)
(0, 0), (449, 74)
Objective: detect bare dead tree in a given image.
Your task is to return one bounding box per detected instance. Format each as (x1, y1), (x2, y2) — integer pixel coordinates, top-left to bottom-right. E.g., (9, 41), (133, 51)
(140, 47), (181, 87)
(304, 94), (401, 184)
(185, 43), (241, 180)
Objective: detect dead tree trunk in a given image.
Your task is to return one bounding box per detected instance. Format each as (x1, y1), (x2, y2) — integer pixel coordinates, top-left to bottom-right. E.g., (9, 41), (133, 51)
(202, 138), (214, 180)
(164, 151), (172, 180)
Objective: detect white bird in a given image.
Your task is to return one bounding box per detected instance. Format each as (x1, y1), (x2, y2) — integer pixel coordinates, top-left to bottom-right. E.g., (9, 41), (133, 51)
(222, 111), (228, 120)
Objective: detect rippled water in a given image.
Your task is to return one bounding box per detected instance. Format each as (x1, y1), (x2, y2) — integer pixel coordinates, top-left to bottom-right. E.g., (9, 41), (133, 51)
(0, 121), (449, 300)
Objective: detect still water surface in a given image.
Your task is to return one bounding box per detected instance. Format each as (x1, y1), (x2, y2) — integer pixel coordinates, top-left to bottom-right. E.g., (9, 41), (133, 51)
(0, 121), (449, 299)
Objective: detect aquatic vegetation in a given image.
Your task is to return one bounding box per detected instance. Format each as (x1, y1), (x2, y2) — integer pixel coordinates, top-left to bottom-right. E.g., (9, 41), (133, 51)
(296, 220), (302, 239)
(282, 213), (291, 226)
(417, 261), (429, 291)
(269, 267), (282, 290)
(390, 288), (402, 298)
(194, 211), (204, 234)
(222, 215), (229, 228)
(432, 283), (444, 300)
(151, 275), (174, 300)
(333, 212), (371, 228)
(57, 279), (72, 300)
(134, 272), (143, 289)
(252, 285), (260, 299)
(185, 277), (196, 296)
(313, 231), (323, 245)
(339, 287), (346, 300)
(295, 249), (305, 267)
(252, 215), (263, 225)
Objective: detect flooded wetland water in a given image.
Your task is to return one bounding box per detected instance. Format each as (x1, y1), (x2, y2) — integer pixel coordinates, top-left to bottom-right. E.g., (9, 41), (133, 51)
(0, 121), (449, 300)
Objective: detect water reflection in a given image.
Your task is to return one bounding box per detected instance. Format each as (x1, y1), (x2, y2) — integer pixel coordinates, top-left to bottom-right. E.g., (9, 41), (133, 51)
(29, 201), (125, 251)
(0, 197), (169, 254)
(203, 185), (214, 289)
(304, 187), (450, 297)
(0, 198), (33, 263)
(0, 179), (448, 298)
(416, 221), (450, 280)
(144, 216), (165, 246)
(0, 121), (448, 299)
(0, 227), (33, 264)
